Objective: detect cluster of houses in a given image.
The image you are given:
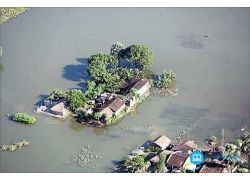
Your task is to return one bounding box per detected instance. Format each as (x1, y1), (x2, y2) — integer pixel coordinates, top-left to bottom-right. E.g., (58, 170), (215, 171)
(34, 78), (151, 124)
(80, 78), (151, 124)
(116, 135), (249, 173)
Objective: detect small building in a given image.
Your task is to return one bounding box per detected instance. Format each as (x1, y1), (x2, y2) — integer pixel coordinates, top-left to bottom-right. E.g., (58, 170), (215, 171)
(166, 151), (189, 169)
(199, 165), (231, 173)
(172, 140), (198, 154)
(120, 78), (150, 97)
(50, 101), (67, 116)
(132, 79), (150, 97)
(152, 135), (171, 150)
(99, 97), (125, 118)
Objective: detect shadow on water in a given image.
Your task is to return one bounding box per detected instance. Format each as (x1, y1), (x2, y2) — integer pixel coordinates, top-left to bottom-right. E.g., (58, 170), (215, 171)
(34, 94), (48, 106)
(62, 58), (91, 89)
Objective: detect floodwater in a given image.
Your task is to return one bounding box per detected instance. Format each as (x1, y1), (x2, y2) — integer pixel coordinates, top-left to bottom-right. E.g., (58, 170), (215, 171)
(0, 8), (249, 172)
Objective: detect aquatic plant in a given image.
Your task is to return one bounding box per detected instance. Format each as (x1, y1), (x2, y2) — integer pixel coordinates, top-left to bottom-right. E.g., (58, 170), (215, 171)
(0, 140), (30, 152)
(0, 8), (28, 24)
(13, 113), (36, 124)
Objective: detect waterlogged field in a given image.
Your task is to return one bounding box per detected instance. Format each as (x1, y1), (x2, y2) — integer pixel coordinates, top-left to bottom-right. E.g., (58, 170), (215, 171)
(0, 8), (249, 172)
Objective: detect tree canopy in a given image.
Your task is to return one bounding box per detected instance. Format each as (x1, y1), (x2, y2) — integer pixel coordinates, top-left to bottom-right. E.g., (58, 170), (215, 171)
(66, 89), (86, 111)
(123, 44), (153, 70)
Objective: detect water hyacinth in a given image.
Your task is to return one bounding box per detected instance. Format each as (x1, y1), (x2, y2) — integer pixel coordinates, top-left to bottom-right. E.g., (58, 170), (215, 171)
(65, 144), (102, 168)
(0, 140), (30, 152)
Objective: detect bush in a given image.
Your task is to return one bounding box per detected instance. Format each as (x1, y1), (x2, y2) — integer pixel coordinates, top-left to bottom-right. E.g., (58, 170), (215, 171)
(13, 113), (36, 124)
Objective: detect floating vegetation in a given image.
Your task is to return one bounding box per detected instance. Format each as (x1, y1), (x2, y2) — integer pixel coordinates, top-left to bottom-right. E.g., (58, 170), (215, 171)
(65, 144), (102, 168)
(151, 87), (179, 97)
(0, 140), (30, 152)
(0, 8), (28, 24)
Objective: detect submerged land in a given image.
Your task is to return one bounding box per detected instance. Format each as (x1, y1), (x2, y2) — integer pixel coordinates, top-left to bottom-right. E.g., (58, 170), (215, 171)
(0, 8), (249, 173)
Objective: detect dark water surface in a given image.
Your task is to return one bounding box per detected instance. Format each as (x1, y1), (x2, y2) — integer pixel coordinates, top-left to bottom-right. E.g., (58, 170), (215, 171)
(0, 8), (249, 172)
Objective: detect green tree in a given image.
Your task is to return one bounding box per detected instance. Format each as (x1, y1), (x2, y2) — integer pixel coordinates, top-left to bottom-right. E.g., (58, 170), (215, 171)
(66, 89), (86, 111)
(48, 89), (67, 101)
(110, 42), (124, 59)
(13, 113), (36, 124)
(124, 44), (153, 70)
(157, 70), (176, 89)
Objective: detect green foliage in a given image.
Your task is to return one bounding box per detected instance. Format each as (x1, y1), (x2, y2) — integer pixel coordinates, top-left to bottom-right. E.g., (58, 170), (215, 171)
(156, 70), (176, 89)
(120, 154), (147, 173)
(13, 113), (36, 124)
(145, 145), (160, 153)
(48, 89), (67, 101)
(110, 42), (124, 59)
(93, 112), (102, 121)
(155, 153), (167, 173)
(66, 89), (86, 111)
(0, 8), (28, 24)
(237, 167), (249, 173)
(124, 44), (153, 70)
(223, 143), (241, 164)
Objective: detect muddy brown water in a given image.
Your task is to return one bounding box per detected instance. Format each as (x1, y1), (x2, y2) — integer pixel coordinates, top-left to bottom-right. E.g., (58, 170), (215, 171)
(0, 8), (249, 172)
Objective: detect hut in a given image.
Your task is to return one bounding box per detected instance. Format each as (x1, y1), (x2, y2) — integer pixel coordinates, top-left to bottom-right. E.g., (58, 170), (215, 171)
(50, 101), (67, 116)
(99, 97), (125, 118)
(152, 135), (171, 150)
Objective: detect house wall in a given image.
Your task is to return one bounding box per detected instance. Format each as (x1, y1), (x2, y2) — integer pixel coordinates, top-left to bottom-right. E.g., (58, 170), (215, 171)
(51, 110), (64, 116)
(114, 104), (126, 116)
(137, 82), (150, 97)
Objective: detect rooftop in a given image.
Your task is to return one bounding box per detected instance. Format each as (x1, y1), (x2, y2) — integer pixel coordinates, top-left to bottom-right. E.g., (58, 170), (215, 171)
(167, 151), (189, 168)
(152, 135), (171, 150)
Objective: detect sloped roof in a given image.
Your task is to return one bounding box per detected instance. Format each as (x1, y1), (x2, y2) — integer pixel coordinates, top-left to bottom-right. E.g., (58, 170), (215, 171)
(133, 79), (149, 90)
(167, 151), (189, 168)
(106, 97), (125, 112)
(152, 135), (171, 150)
(172, 140), (198, 153)
(199, 165), (226, 173)
(50, 102), (66, 113)
(100, 107), (113, 117)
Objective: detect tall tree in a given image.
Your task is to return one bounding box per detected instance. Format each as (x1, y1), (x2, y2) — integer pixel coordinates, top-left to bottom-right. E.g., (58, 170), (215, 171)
(66, 89), (86, 111)
(124, 44), (153, 70)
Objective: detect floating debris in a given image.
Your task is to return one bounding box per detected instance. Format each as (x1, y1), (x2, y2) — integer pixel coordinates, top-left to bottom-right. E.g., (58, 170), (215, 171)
(66, 145), (102, 168)
(0, 140), (30, 152)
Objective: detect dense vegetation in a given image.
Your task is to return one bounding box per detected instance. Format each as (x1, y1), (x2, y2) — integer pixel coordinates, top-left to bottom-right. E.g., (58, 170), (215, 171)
(155, 70), (176, 89)
(120, 154), (147, 173)
(87, 42), (154, 94)
(0, 8), (28, 24)
(13, 113), (36, 124)
(66, 89), (86, 111)
(223, 132), (250, 165)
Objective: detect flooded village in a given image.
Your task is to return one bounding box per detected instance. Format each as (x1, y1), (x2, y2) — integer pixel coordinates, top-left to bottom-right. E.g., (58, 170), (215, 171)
(0, 8), (249, 173)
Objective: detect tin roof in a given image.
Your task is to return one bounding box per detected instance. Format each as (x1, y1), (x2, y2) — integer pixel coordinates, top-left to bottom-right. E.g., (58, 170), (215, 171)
(152, 135), (171, 150)
(172, 140), (198, 153)
(167, 151), (189, 168)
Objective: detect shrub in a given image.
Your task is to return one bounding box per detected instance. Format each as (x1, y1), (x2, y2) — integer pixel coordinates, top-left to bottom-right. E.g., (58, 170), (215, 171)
(13, 113), (36, 124)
